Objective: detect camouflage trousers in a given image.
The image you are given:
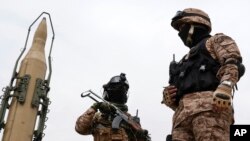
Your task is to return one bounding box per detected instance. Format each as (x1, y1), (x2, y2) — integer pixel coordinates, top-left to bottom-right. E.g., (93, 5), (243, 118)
(172, 91), (233, 141)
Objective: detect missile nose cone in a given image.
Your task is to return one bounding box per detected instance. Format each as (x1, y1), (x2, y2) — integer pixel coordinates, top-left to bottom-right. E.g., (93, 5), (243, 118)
(33, 18), (47, 46)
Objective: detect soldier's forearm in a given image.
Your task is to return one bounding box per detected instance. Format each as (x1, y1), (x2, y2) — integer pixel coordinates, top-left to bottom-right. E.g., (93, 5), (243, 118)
(75, 107), (96, 135)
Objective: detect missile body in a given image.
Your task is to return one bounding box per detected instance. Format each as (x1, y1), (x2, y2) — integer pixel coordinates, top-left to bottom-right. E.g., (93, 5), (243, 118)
(2, 18), (47, 141)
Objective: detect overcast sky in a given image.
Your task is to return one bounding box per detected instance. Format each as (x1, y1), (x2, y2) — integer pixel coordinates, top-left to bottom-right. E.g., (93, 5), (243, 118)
(1, 0), (250, 140)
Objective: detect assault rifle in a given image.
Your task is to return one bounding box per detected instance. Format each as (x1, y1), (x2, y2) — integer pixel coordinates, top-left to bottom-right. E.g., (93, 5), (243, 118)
(81, 90), (142, 130)
(81, 90), (150, 140)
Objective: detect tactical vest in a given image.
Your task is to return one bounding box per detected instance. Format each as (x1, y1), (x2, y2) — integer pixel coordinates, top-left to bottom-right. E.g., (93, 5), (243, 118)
(170, 38), (220, 103)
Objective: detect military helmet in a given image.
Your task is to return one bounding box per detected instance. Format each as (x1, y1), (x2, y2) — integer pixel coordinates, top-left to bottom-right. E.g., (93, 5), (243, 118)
(171, 8), (211, 33)
(103, 73), (129, 104)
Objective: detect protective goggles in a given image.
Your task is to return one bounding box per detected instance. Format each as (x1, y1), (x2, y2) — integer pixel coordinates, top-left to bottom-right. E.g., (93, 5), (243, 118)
(103, 76), (129, 89)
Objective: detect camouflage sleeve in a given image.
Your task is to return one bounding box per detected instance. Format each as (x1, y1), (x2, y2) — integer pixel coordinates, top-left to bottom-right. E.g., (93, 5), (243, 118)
(75, 107), (96, 135)
(206, 33), (242, 85)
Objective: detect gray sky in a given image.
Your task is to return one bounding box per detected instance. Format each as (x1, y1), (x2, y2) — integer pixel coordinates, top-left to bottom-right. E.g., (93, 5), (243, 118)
(1, 0), (250, 140)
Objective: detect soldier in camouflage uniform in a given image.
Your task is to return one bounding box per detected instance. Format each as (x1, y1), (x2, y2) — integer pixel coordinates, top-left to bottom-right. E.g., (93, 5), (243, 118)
(75, 73), (150, 141)
(162, 8), (245, 141)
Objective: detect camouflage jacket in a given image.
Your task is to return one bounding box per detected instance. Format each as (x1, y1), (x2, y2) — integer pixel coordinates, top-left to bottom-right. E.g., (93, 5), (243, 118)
(172, 33), (242, 127)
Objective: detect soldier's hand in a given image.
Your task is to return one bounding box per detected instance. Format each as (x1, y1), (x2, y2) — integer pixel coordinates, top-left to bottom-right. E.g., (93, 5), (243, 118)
(91, 102), (101, 111)
(91, 102), (115, 113)
(212, 83), (232, 112)
(162, 85), (178, 110)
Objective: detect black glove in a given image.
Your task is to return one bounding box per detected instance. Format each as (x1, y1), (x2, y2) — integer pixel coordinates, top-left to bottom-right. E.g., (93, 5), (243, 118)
(91, 102), (116, 113)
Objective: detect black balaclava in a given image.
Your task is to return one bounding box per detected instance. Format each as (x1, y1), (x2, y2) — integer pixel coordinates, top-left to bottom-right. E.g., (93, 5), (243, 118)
(178, 23), (210, 48)
(103, 73), (129, 104)
(103, 84), (128, 104)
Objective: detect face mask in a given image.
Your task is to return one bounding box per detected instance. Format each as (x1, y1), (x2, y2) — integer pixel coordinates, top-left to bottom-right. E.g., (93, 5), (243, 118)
(103, 84), (128, 104)
(178, 24), (193, 47)
(178, 24), (210, 48)
(191, 25), (210, 46)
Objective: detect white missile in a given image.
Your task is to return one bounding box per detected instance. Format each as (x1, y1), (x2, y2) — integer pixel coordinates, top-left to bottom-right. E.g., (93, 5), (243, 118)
(2, 18), (47, 141)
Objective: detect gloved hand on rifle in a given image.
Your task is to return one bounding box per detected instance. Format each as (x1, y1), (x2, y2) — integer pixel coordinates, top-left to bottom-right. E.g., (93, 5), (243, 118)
(212, 81), (233, 112)
(91, 102), (116, 114)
